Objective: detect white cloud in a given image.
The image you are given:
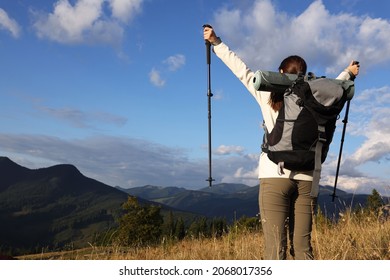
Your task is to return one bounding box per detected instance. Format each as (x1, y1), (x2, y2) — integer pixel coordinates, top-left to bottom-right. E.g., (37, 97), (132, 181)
(349, 86), (390, 164)
(33, 0), (104, 43)
(0, 8), (21, 38)
(216, 154), (259, 187)
(32, 0), (144, 45)
(320, 174), (389, 196)
(149, 68), (165, 87)
(214, 145), (245, 155)
(163, 54), (186, 72)
(149, 54), (186, 87)
(108, 0), (143, 23)
(212, 0), (390, 74)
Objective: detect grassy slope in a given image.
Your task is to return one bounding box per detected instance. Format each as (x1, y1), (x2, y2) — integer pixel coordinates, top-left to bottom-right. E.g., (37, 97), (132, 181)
(18, 211), (390, 260)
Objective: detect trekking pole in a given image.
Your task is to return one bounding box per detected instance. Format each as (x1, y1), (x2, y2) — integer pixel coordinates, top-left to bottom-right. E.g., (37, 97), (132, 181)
(331, 99), (351, 202)
(203, 24), (215, 187)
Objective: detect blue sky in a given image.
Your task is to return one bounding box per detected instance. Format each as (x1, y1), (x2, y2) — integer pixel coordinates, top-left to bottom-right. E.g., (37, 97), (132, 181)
(0, 0), (389, 195)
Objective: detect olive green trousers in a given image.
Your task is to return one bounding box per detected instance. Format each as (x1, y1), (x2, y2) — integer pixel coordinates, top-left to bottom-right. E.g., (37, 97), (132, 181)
(259, 178), (317, 260)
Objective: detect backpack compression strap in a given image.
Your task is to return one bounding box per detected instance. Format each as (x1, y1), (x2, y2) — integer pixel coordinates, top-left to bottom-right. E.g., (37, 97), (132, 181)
(311, 125), (326, 197)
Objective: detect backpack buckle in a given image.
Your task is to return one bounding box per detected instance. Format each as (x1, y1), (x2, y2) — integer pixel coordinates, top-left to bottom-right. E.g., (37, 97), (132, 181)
(318, 126), (327, 143)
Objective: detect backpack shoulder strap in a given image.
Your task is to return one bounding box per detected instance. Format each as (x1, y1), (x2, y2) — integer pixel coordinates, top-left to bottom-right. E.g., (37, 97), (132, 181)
(261, 120), (269, 153)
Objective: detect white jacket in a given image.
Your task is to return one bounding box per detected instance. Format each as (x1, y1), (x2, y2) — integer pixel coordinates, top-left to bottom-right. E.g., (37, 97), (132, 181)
(213, 42), (351, 181)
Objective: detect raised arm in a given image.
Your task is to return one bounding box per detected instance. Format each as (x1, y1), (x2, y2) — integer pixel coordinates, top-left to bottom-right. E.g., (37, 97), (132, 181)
(337, 60), (360, 81)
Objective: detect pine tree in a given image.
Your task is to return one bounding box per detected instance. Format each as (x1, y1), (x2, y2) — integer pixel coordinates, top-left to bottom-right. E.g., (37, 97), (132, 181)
(210, 218), (227, 237)
(116, 196), (163, 247)
(174, 217), (186, 240)
(366, 189), (384, 216)
(163, 210), (176, 239)
(188, 219), (200, 238)
(198, 217), (209, 238)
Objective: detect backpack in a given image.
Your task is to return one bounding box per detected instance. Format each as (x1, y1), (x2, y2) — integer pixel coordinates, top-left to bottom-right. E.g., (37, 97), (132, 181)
(253, 71), (354, 197)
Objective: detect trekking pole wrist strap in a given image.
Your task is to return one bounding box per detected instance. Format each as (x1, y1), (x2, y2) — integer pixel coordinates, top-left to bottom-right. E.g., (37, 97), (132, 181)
(211, 37), (222, 46)
(345, 69), (356, 81)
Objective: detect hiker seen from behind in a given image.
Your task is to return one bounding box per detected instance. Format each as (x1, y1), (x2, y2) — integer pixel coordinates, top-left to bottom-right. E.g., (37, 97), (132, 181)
(203, 25), (359, 260)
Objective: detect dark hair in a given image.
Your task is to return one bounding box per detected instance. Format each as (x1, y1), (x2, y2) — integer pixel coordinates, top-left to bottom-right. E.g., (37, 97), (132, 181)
(268, 55), (307, 111)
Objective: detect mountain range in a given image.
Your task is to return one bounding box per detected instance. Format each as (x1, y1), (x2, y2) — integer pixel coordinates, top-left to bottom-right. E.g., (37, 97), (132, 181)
(0, 156), (379, 255)
(119, 182), (371, 220)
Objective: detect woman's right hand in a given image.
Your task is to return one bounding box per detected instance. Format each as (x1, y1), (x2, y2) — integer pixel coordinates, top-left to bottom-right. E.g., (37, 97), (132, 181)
(203, 25), (219, 45)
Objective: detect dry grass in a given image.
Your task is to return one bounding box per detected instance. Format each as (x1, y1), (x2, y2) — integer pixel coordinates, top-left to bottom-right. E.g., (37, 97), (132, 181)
(19, 212), (390, 260)
(312, 212), (390, 260)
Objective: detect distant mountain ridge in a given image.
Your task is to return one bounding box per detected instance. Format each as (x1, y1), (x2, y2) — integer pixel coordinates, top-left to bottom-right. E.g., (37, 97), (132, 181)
(122, 182), (372, 221)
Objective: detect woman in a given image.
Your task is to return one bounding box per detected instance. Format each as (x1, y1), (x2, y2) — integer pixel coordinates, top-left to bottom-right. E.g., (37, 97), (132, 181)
(203, 25), (359, 260)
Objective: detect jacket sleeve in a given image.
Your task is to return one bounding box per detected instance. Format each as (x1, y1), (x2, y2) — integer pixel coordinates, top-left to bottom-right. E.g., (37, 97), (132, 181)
(336, 70), (354, 81)
(212, 42), (266, 105)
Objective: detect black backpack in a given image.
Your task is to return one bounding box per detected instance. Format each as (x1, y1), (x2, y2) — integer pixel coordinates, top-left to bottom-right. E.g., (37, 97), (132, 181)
(255, 72), (354, 196)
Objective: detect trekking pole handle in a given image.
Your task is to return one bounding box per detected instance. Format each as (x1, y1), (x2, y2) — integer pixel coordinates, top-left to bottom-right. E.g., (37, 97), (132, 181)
(205, 41), (211, 65)
(203, 24), (212, 65)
